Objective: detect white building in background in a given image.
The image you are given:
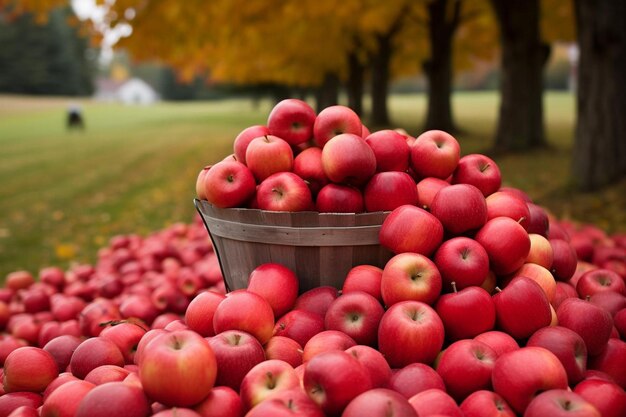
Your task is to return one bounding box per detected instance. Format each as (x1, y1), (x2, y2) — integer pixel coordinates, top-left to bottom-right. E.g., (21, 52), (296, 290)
(94, 77), (160, 105)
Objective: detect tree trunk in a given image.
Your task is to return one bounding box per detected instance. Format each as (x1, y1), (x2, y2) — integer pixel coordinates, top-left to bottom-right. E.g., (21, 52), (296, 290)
(370, 33), (392, 127)
(424, 0), (460, 133)
(572, 0), (626, 190)
(347, 51), (365, 116)
(315, 73), (340, 112)
(490, 0), (549, 151)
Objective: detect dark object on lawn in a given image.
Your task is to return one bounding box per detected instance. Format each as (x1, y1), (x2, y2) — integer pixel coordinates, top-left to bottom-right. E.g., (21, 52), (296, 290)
(67, 105), (85, 130)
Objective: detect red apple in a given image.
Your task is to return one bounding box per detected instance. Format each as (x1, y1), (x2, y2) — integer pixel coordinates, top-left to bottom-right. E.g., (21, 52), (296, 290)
(293, 147), (328, 195)
(524, 389), (601, 417)
(493, 276), (551, 340)
(527, 325), (588, 385)
(498, 186), (532, 202)
(453, 154), (502, 197)
(303, 350), (372, 416)
(240, 359), (300, 410)
(321, 133), (376, 186)
(615, 308), (626, 339)
(345, 345), (393, 389)
(256, 172), (313, 212)
(550, 239), (578, 281)
(293, 286), (338, 318)
(434, 237), (490, 291)
(313, 105), (362, 148)
(435, 284), (496, 341)
(194, 385), (244, 417)
(268, 99), (316, 146)
(430, 183), (488, 235)
(553, 281), (578, 310)
(324, 291), (384, 346)
(5, 271), (34, 291)
(196, 166), (212, 200)
(588, 338), (626, 389)
(342, 388), (417, 417)
(492, 346), (569, 414)
(388, 363), (445, 399)
(527, 233), (555, 268)
(589, 291), (626, 316)
(100, 321), (147, 364)
(302, 330), (356, 363)
(460, 390), (516, 417)
(139, 330), (217, 407)
(475, 217), (531, 276)
(557, 298), (613, 356)
(381, 253), (442, 307)
(43, 335), (82, 373)
(84, 365), (131, 385)
(244, 388), (323, 417)
(526, 203), (550, 237)
(510, 262), (557, 302)
(485, 191), (531, 230)
(234, 125), (271, 164)
(273, 309), (325, 348)
(574, 379), (626, 417)
(377, 301), (445, 368)
(342, 265), (383, 303)
(410, 130), (461, 180)
(41, 380), (95, 417)
(152, 409), (202, 417)
(0, 393), (42, 417)
(3, 347), (58, 393)
(75, 381), (149, 417)
(264, 336), (303, 368)
(247, 263), (299, 319)
(577, 268), (626, 299)
(416, 177), (450, 210)
(408, 388), (463, 417)
(203, 160), (256, 208)
(208, 330), (265, 390)
(365, 129), (411, 172)
(379, 205), (444, 256)
(363, 171), (418, 212)
(473, 331), (519, 357)
(245, 135), (294, 182)
(184, 290), (225, 337)
(213, 290), (274, 344)
(436, 339), (498, 401)
(69, 337), (125, 380)
(315, 184), (364, 213)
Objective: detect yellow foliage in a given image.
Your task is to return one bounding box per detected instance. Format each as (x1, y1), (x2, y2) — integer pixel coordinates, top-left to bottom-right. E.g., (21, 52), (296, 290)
(4, 0), (573, 88)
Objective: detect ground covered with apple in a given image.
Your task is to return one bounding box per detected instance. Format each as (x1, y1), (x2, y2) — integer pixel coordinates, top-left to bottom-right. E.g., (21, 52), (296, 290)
(1, 100), (626, 417)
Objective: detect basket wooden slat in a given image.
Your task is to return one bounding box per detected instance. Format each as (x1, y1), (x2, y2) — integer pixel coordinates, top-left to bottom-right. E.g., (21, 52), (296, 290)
(194, 199), (393, 292)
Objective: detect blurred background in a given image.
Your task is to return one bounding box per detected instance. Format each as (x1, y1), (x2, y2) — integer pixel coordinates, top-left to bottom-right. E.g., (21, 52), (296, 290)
(0, 0), (624, 278)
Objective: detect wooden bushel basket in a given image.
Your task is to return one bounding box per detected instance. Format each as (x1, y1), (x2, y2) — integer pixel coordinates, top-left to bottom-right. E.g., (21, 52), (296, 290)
(194, 199), (394, 293)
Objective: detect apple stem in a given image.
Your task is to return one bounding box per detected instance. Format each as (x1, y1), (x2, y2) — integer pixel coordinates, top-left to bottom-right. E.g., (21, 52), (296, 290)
(494, 286), (502, 293)
(480, 163), (490, 173)
(451, 281), (458, 293)
(585, 295), (591, 301)
(266, 372), (277, 389)
(263, 135), (270, 142)
(517, 216), (526, 224)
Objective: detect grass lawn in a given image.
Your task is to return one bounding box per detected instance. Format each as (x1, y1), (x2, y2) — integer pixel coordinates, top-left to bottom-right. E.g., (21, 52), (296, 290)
(0, 92), (624, 279)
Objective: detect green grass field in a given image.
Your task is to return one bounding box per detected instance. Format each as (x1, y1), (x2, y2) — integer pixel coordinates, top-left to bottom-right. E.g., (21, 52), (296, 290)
(1, 92), (624, 279)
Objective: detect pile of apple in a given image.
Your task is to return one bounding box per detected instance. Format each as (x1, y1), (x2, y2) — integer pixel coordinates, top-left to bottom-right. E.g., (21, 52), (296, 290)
(0, 100), (625, 417)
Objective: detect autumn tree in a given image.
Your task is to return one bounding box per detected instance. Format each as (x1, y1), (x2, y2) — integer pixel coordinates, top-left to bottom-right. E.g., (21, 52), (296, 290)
(572, 0), (626, 190)
(488, 0), (550, 151)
